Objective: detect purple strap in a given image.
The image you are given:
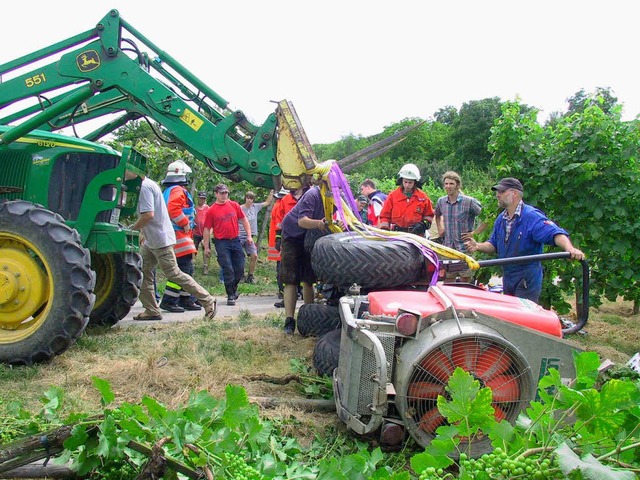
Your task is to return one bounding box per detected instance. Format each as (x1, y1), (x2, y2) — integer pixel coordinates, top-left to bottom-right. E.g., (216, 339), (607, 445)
(325, 163), (440, 286)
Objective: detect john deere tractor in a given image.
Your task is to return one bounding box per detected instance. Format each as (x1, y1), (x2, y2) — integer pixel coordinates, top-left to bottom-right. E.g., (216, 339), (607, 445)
(0, 9), (316, 364)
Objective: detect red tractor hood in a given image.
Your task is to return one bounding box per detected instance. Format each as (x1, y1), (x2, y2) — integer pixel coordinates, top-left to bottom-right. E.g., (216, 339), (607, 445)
(367, 286), (562, 337)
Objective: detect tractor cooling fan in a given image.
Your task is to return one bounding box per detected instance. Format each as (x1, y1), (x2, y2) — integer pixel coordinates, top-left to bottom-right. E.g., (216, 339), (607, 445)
(394, 321), (534, 456)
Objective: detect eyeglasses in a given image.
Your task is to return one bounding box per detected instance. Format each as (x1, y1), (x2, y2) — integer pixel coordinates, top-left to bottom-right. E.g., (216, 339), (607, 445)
(217, 191), (229, 194)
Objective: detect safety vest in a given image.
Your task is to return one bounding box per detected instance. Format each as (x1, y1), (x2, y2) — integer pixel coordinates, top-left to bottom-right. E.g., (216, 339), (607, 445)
(163, 185), (196, 257)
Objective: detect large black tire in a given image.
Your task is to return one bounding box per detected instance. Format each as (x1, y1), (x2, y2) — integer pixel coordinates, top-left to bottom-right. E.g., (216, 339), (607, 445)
(0, 201), (95, 365)
(311, 232), (424, 289)
(313, 328), (341, 377)
(89, 252), (143, 326)
(297, 303), (340, 337)
(304, 227), (330, 253)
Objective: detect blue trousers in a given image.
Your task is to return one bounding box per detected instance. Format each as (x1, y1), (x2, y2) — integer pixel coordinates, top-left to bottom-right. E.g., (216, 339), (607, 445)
(215, 238), (245, 297)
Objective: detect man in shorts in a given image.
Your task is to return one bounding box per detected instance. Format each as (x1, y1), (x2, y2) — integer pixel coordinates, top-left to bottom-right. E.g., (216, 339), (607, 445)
(279, 185), (327, 334)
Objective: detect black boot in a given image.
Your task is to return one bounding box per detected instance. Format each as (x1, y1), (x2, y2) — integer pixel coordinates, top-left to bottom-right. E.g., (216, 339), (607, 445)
(159, 301), (184, 313)
(283, 317), (295, 335)
(179, 298), (202, 311)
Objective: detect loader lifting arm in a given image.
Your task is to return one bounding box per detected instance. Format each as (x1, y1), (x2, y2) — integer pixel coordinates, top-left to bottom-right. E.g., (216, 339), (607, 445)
(0, 9), (315, 189)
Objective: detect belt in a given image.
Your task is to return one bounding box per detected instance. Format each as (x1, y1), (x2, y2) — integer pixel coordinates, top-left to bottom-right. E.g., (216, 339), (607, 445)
(393, 226), (411, 232)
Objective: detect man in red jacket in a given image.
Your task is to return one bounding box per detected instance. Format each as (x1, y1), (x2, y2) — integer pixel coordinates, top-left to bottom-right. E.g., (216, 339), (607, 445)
(379, 163), (434, 236)
(159, 160), (202, 313)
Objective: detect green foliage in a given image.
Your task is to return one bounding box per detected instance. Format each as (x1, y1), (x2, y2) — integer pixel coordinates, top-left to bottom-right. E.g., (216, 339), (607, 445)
(489, 94), (640, 309)
(289, 358), (334, 399)
(2, 351), (639, 479)
(412, 351), (640, 479)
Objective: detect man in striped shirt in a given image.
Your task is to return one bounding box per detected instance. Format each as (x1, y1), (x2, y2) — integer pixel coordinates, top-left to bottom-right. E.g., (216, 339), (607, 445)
(435, 171), (486, 282)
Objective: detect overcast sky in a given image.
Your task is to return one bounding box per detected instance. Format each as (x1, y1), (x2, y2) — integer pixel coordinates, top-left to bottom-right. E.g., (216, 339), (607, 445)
(1, 0), (637, 144)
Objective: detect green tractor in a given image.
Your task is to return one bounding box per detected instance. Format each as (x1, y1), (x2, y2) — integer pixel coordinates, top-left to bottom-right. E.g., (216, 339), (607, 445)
(0, 132), (145, 364)
(0, 9), (317, 365)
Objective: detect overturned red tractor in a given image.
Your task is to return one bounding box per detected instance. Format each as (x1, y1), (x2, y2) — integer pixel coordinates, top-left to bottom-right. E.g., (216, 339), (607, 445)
(309, 233), (588, 455)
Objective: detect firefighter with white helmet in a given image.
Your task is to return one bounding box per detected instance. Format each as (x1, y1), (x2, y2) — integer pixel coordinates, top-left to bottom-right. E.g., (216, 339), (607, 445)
(163, 159), (192, 184)
(158, 159), (201, 312)
(379, 163), (434, 235)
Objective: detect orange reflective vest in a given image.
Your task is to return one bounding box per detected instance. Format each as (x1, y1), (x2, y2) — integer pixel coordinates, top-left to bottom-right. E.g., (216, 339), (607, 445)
(267, 193), (299, 261)
(163, 185), (196, 257)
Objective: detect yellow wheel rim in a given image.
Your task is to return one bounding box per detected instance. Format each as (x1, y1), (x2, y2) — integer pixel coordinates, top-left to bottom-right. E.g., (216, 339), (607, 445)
(0, 233), (52, 343)
(91, 253), (115, 313)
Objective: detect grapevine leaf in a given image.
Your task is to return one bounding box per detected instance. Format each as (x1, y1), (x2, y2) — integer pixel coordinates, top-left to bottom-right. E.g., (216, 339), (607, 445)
(487, 419), (518, 451)
(63, 423), (89, 450)
(573, 351), (600, 389)
(438, 368), (479, 423)
(118, 417), (150, 439)
(40, 386), (64, 420)
(71, 446), (100, 476)
(600, 378), (640, 411)
(91, 377), (115, 406)
(96, 415), (117, 458)
(468, 388), (495, 428)
(369, 447), (385, 467)
(182, 420), (204, 443)
(410, 451), (452, 473)
(141, 395), (167, 421)
(556, 442), (636, 479)
(441, 368), (480, 418)
(575, 387), (628, 436)
(426, 436), (458, 459)
(184, 390), (221, 423)
(222, 384), (254, 428)
(171, 424), (184, 450)
(538, 367), (563, 391)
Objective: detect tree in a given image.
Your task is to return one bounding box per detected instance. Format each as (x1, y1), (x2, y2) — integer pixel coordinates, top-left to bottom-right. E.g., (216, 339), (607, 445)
(451, 98), (504, 170)
(565, 87), (619, 116)
(434, 105), (458, 126)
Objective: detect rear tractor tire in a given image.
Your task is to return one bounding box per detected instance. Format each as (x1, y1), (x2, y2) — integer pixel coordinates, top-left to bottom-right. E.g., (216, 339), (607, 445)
(311, 232), (424, 289)
(0, 201), (95, 365)
(90, 252), (142, 326)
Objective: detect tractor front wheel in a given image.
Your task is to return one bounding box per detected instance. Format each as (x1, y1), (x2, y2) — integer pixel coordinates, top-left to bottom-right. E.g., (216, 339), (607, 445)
(0, 201), (95, 365)
(90, 252), (142, 326)
(297, 303), (340, 337)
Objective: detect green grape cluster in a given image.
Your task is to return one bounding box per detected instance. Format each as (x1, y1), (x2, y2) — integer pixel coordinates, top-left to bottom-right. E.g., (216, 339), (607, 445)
(418, 449), (565, 480)
(89, 461), (138, 479)
(223, 452), (265, 480)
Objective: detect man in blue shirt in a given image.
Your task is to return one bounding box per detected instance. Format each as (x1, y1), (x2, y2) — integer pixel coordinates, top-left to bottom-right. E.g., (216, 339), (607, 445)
(464, 177), (585, 302)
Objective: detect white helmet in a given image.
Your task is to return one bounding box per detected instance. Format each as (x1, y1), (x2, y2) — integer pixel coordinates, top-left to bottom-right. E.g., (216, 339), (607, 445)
(397, 163), (421, 181)
(162, 160), (192, 184)
(274, 187), (289, 198)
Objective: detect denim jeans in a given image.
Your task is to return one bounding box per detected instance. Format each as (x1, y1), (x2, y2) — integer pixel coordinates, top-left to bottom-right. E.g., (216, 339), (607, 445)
(215, 238), (245, 297)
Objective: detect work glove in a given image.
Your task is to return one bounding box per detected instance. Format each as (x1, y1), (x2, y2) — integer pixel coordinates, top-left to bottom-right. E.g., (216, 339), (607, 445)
(410, 221), (431, 236)
(275, 230), (282, 251)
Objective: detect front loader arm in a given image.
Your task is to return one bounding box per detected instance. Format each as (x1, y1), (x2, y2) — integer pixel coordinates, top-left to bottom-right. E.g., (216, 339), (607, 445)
(0, 9), (312, 188)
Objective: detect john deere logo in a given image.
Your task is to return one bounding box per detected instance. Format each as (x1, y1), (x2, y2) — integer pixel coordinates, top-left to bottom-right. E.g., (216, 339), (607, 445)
(76, 50), (101, 72)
